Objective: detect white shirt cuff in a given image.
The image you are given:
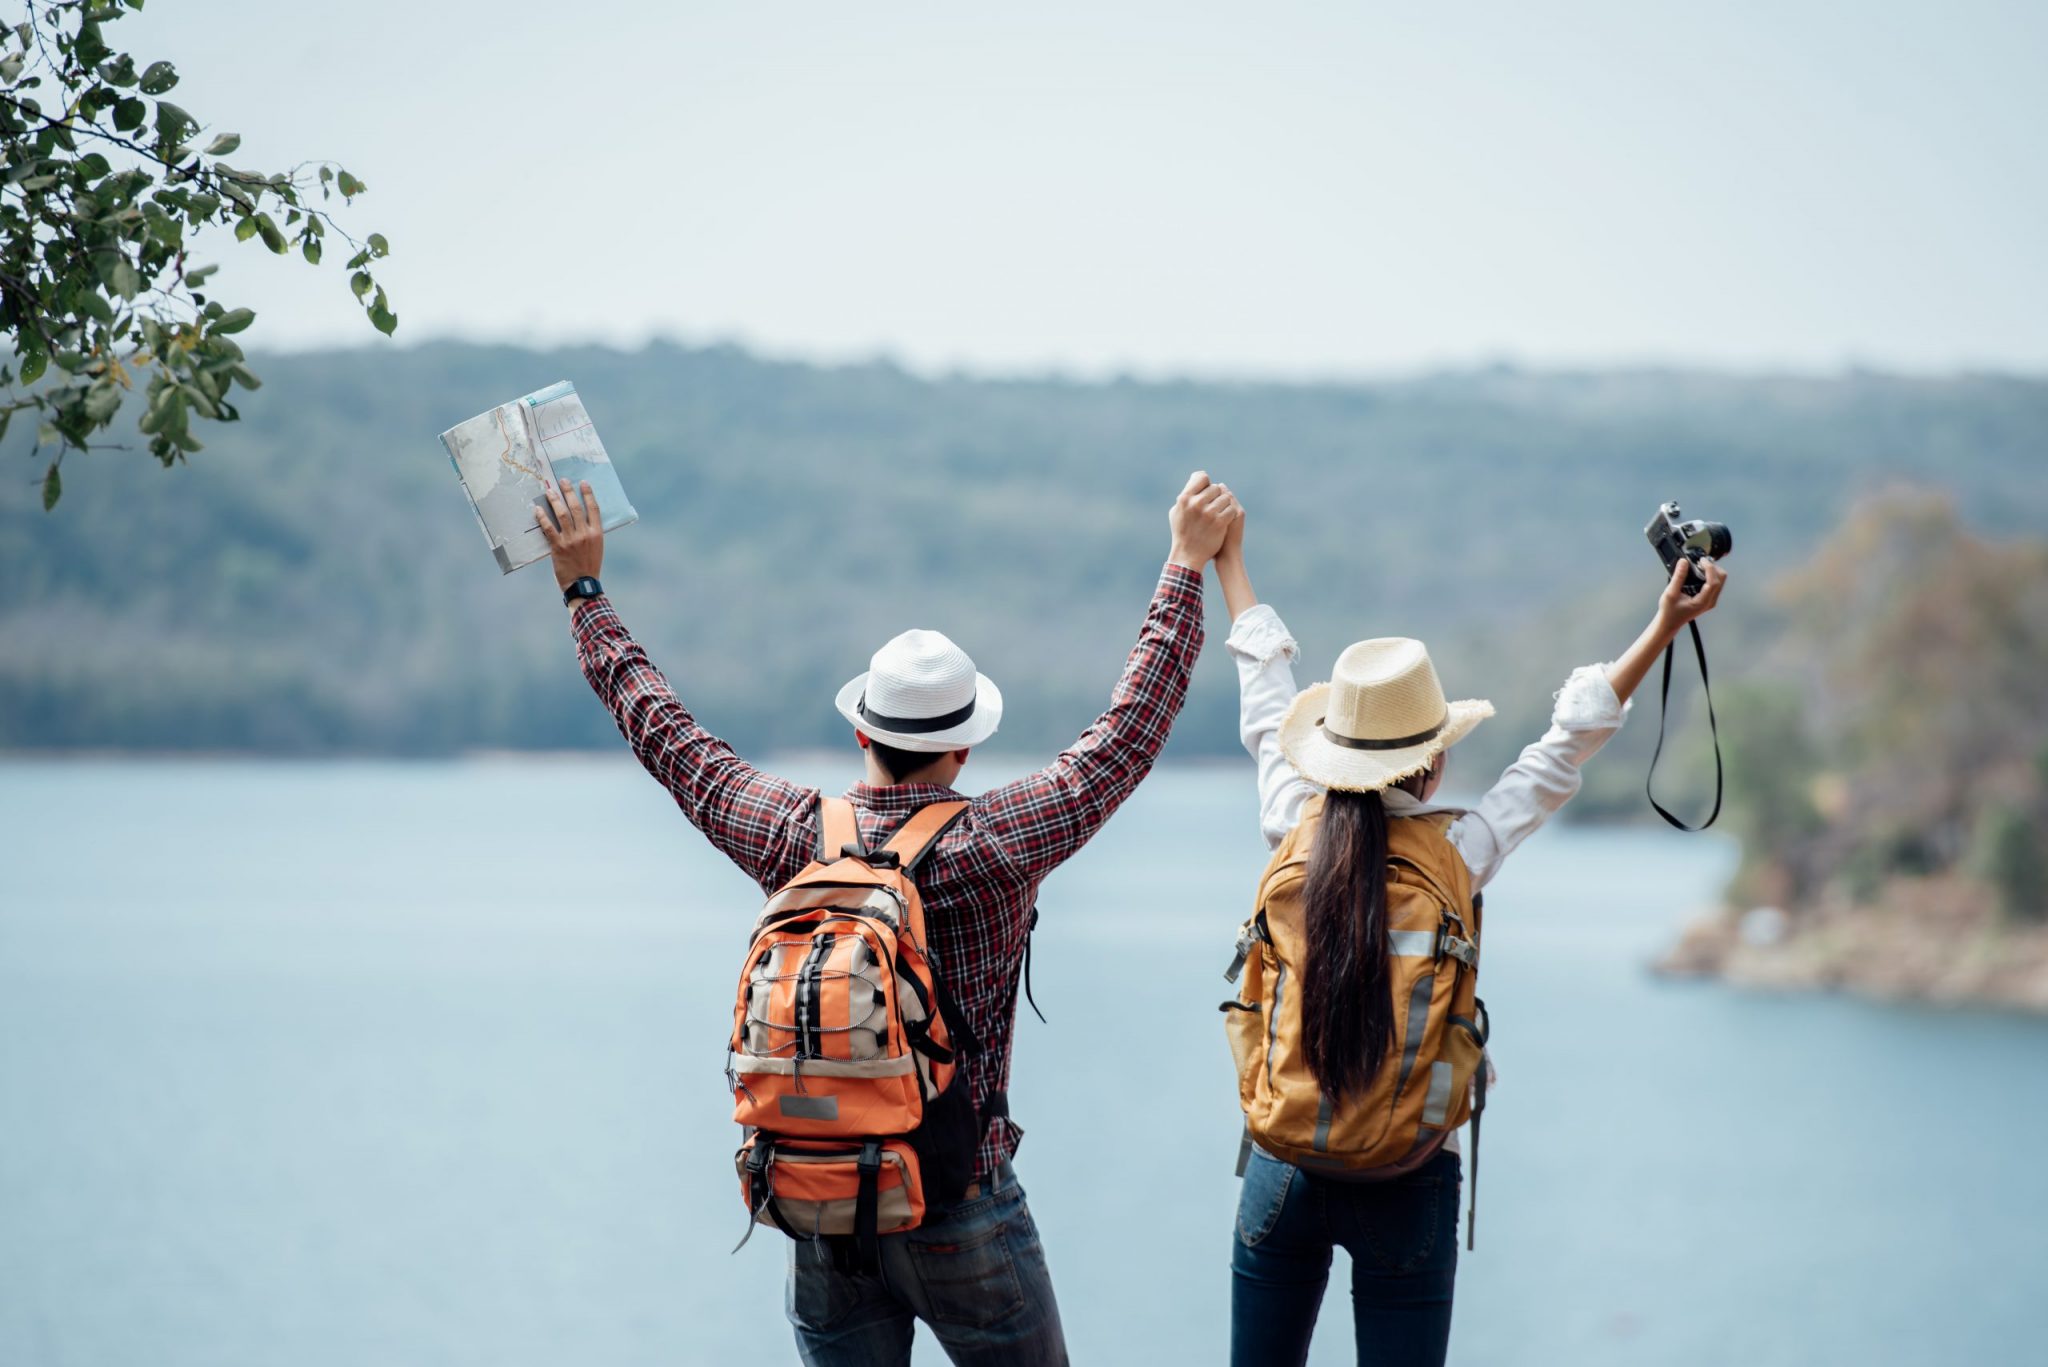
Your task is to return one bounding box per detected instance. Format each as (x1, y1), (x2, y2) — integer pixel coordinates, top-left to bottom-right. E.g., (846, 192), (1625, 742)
(1225, 604), (1299, 670)
(1554, 663), (1628, 731)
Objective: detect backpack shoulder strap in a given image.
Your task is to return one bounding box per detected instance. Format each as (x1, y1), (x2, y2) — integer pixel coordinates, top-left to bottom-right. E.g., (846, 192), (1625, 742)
(1387, 817), (1471, 908)
(817, 795), (862, 862)
(878, 800), (971, 874)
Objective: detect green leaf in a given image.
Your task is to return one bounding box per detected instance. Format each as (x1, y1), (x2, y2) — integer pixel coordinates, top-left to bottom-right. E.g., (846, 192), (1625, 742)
(40, 462), (60, 511)
(234, 215), (257, 242)
(336, 170), (363, 197)
(109, 257), (141, 300)
(138, 61), (178, 95)
(84, 383), (123, 422)
(185, 263), (218, 286)
(254, 213), (286, 253)
(213, 307), (256, 334)
(367, 232), (389, 256)
(367, 287), (396, 336)
(300, 236), (321, 265)
(350, 270), (371, 299)
(19, 350), (45, 385)
(154, 100), (192, 138)
(112, 96), (145, 130)
(203, 132), (240, 156)
(97, 54), (140, 87)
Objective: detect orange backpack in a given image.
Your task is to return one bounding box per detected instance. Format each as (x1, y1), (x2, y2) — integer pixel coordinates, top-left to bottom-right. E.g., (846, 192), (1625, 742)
(732, 796), (982, 1268)
(1223, 796), (1492, 1246)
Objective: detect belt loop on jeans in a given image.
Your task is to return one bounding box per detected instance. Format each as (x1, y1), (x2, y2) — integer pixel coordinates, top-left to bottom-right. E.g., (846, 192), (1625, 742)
(960, 1158), (1017, 1203)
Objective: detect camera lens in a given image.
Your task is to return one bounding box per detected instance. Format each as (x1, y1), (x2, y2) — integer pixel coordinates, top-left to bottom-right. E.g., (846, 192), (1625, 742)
(1679, 520), (1732, 560)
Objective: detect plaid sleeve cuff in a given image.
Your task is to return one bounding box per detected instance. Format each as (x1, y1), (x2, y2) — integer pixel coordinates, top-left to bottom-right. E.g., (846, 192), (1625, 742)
(571, 595), (625, 657)
(1158, 560), (1204, 606)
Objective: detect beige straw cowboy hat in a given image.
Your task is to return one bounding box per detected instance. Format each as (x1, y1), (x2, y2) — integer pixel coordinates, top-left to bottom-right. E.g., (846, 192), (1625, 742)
(1279, 638), (1494, 792)
(835, 629), (1004, 753)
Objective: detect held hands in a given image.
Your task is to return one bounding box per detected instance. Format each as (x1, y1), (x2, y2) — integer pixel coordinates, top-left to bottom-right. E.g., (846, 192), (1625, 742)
(1167, 471), (1243, 572)
(536, 478), (605, 594)
(1219, 491), (1246, 565)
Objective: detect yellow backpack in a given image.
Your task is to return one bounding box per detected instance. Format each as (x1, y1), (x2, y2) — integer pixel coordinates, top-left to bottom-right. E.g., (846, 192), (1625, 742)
(1223, 794), (1491, 1246)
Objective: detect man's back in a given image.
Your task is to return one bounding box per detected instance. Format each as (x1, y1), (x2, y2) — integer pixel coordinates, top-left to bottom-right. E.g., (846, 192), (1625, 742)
(530, 467), (1241, 1365)
(571, 559), (1204, 1183)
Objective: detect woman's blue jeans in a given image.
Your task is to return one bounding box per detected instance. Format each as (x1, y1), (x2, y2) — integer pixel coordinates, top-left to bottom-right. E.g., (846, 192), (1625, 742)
(1231, 1146), (1461, 1367)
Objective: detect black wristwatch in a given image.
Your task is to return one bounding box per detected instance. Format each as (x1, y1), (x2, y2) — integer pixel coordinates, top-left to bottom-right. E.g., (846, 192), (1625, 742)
(562, 576), (604, 607)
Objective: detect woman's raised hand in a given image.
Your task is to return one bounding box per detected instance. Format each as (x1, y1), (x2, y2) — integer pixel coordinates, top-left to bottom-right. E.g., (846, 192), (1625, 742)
(1168, 471), (1242, 571)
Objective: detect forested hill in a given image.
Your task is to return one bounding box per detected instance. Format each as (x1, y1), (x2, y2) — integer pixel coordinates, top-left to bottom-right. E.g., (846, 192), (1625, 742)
(5, 342), (2045, 786)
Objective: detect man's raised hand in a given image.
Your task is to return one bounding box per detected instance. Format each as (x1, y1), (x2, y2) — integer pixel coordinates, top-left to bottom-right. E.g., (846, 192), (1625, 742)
(536, 478), (605, 595)
(1168, 470), (1242, 572)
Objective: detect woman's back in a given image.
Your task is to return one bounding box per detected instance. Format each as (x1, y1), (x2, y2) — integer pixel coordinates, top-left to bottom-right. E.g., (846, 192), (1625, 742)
(1227, 797), (1485, 1176)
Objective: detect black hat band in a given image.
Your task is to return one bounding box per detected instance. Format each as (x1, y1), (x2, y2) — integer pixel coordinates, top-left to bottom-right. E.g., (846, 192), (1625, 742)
(859, 692), (978, 735)
(1318, 713), (1447, 752)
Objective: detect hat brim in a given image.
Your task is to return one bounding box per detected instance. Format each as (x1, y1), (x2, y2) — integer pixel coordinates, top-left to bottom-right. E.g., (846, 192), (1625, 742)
(835, 672), (1004, 752)
(1277, 685), (1494, 793)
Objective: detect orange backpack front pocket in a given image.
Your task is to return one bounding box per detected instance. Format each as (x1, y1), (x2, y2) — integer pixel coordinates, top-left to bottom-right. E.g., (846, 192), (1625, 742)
(736, 1136), (925, 1241)
(732, 918), (927, 1138)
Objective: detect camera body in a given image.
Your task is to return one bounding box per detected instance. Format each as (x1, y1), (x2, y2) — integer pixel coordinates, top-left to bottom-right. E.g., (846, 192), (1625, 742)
(1645, 501), (1732, 596)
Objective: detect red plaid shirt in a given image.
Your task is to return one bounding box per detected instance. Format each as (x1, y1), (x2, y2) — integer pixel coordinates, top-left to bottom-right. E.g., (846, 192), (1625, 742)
(571, 562), (1205, 1183)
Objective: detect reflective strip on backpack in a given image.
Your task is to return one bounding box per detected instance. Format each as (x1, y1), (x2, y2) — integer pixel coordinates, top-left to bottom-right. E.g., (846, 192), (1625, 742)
(1393, 971), (1436, 1093)
(1388, 930), (1436, 957)
(1421, 1060), (1454, 1126)
(735, 1054), (916, 1079)
(1265, 963), (1287, 1089)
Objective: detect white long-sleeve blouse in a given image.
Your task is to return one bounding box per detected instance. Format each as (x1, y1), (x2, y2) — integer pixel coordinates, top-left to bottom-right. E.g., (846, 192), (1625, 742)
(1226, 602), (1633, 1153)
(1226, 603), (1630, 885)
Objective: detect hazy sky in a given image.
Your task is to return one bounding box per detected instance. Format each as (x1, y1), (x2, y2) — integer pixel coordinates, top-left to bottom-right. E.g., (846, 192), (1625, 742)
(120, 0), (2048, 376)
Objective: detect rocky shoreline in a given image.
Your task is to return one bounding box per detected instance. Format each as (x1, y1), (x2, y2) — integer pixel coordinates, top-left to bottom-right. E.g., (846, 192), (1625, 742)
(1654, 874), (2048, 1014)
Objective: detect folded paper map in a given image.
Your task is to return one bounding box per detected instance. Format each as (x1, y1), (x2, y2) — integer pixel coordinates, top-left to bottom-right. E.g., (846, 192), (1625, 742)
(439, 381), (638, 573)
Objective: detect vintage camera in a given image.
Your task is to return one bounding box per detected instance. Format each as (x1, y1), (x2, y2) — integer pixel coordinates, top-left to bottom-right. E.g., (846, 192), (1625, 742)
(1645, 500), (1732, 596)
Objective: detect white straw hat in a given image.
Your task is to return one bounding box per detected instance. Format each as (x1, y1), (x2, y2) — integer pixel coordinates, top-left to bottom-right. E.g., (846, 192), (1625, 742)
(835, 629), (1003, 753)
(1279, 638), (1493, 792)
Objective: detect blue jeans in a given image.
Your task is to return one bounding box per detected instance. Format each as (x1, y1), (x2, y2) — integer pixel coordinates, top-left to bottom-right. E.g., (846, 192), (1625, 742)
(787, 1161), (1068, 1366)
(1231, 1146), (1461, 1367)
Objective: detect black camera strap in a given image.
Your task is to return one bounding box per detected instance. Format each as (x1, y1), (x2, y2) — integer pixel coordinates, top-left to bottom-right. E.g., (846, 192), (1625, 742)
(1645, 620), (1722, 831)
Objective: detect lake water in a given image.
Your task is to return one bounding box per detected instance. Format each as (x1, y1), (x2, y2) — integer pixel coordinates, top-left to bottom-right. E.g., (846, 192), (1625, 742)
(2, 758), (2043, 1366)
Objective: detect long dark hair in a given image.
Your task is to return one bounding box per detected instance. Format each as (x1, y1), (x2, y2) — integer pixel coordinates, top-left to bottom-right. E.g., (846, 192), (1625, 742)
(1300, 772), (1428, 1098)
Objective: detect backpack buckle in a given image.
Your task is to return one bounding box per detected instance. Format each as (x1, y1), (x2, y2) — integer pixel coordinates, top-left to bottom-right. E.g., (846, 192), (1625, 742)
(852, 848), (902, 870)
(1224, 919), (1259, 983)
(1434, 910), (1478, 968)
